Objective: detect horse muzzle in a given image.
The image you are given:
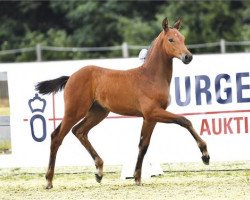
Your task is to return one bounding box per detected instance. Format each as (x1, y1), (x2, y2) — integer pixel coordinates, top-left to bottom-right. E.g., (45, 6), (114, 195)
(181, 53), (193, 64)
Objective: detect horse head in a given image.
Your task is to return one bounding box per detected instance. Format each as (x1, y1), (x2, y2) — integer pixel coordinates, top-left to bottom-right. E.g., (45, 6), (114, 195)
(161, 17), (193, 64)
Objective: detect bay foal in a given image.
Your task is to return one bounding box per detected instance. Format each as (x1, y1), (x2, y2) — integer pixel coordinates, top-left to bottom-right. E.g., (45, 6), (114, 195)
(36, 18), (210, 189)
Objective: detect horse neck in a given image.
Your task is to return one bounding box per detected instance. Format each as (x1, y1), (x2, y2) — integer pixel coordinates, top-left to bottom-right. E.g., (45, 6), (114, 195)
(142, 34), (173, 85)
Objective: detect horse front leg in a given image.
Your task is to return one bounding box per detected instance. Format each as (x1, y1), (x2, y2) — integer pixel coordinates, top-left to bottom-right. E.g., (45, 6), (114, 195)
(134, 120), (156, 186)
(144, 108), (210, 165)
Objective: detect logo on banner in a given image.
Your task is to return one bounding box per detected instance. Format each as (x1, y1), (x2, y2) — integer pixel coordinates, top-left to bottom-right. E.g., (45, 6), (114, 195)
(28, 93), (47, 142)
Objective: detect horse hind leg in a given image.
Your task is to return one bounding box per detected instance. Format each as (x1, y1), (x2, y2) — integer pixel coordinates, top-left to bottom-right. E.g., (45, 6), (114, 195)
(45, 116), (78, 189)
(72, 102), (109, 183)
(45, 101), (93, 189)
(45, 124), (61, 189)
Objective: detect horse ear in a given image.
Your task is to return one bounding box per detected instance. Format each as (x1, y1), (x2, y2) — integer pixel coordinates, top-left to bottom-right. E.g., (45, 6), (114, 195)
(173, 18), (182, 30)
(162, 17), (169, 32)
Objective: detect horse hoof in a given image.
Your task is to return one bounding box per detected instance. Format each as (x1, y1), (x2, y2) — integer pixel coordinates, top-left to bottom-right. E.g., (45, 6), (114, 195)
(135, 181), (142, 186)
(134, 178), (142, 186)
(45, 184), (53, 190)
(95, 173), (103, 183)
(202, 155), (210, 165)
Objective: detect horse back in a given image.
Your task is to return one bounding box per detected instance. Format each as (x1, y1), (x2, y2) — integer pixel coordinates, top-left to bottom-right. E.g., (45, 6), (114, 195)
(64, 65), (143, 116)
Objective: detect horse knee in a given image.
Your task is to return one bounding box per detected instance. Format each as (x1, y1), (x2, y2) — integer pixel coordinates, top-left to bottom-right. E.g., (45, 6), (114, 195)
(176, 116), (192, 128)
(138, 143), (149, 154)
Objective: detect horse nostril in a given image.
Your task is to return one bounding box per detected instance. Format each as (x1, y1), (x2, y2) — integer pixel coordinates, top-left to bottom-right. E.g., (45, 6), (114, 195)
(185, 54), (193, 62)
(182, 54), (193, 64)
(185, 55), (192, 61)
(189, 55), (193, 61)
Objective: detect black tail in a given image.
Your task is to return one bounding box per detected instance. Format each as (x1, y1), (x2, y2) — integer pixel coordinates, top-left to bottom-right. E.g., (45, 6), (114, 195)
(35, 76), (69, 95)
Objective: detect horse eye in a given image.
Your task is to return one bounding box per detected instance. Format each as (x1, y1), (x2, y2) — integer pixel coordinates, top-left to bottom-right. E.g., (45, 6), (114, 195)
(168, 38), (174, 43)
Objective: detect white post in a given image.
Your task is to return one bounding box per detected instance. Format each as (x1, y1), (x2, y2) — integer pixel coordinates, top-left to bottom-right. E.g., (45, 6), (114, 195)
(122, 42), (129, 58)
(36, 44), (42, 62)
(220, 39), (226, 54)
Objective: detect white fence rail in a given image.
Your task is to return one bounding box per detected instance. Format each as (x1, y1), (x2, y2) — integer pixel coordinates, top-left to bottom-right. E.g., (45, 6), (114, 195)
(0, 40), (250, 62)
